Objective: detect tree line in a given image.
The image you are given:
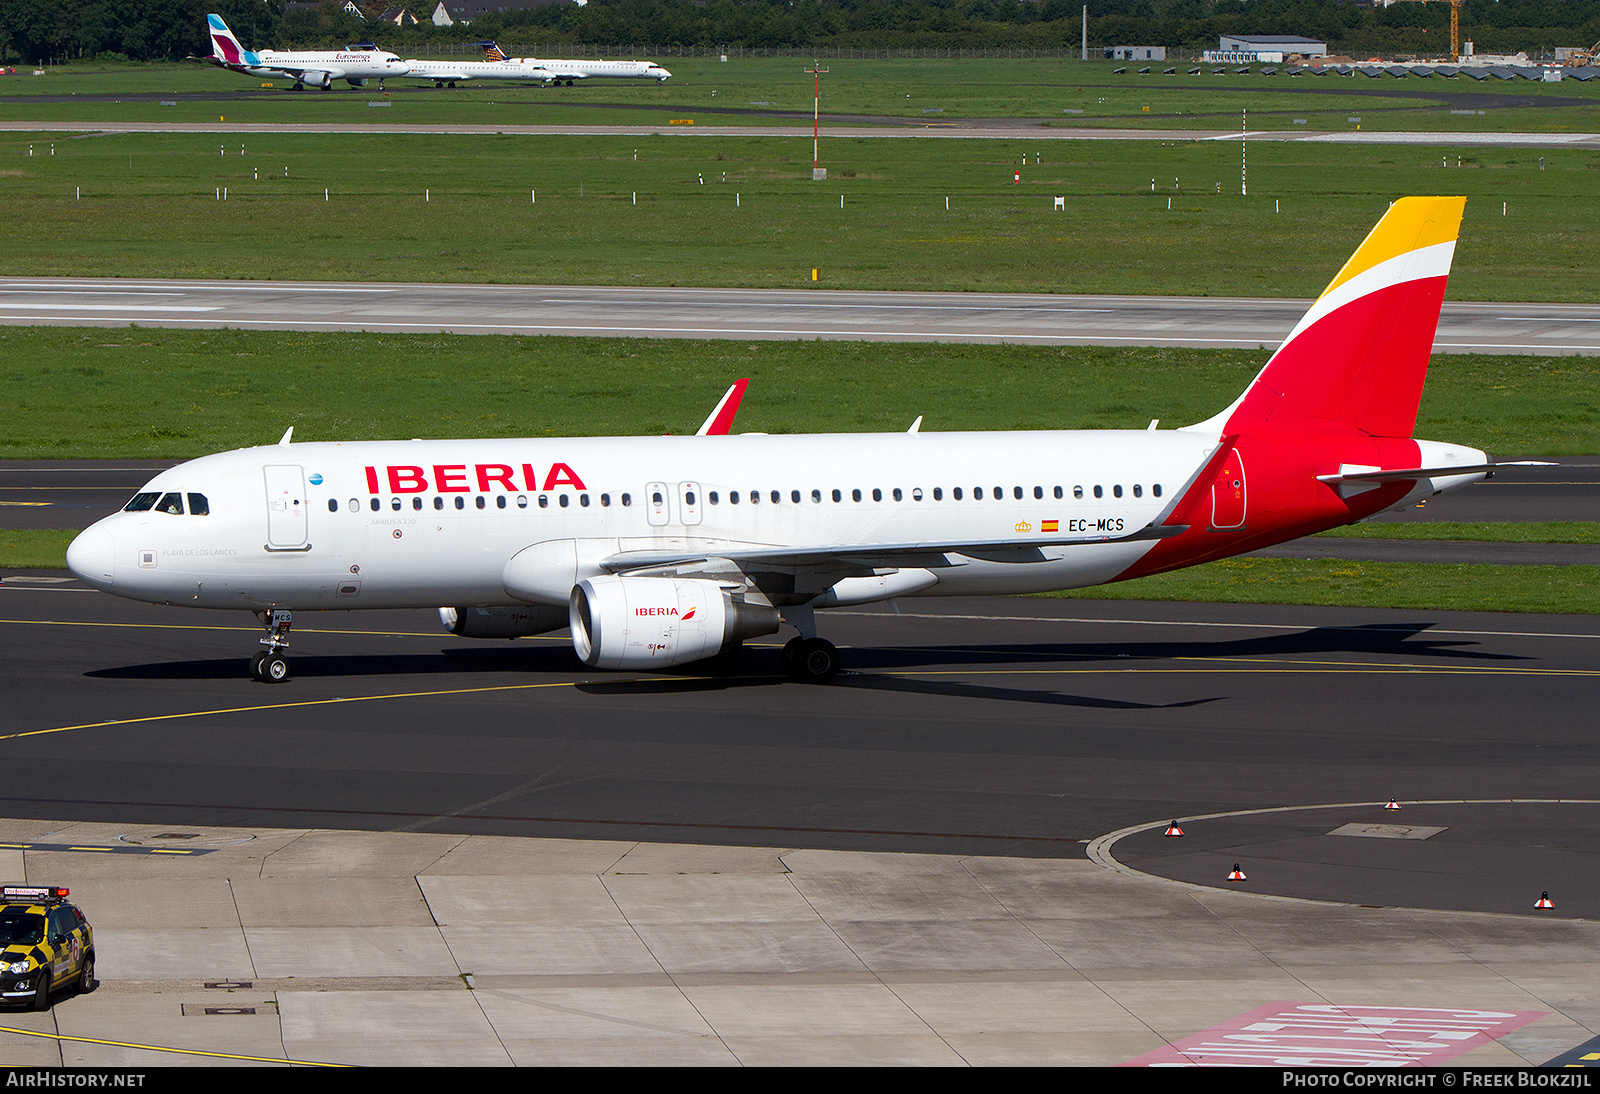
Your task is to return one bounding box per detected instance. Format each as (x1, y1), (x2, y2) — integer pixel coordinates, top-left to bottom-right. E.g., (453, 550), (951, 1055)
(2, 0), (1597, 65)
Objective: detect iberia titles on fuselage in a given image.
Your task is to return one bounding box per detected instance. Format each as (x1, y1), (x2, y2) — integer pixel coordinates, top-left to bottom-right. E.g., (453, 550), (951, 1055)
(68, 197), (1513, 684)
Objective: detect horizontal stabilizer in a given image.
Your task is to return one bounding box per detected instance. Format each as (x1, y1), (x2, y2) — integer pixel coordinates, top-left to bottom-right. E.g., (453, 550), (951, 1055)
(1317, 460), (1552, 485)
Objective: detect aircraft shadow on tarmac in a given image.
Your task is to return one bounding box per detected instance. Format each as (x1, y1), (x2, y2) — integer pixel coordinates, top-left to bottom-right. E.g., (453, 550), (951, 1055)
(82, 621), (1522, 709)
(847, 621), (1529, 670)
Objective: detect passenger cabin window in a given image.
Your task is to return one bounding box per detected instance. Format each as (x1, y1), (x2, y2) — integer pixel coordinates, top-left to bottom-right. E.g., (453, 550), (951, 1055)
(124, 492), (161, 513)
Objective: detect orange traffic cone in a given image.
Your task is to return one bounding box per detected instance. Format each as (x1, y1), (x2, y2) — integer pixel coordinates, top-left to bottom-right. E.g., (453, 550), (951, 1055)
(1164, 822), (1184, 837)
(1227, 863), (1246, 881)
(1535, 892), (1554, 909)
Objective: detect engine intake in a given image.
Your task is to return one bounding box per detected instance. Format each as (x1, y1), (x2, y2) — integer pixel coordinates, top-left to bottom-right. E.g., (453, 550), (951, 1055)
(440, 604), (569, 639)
(569, 576), (779, 669)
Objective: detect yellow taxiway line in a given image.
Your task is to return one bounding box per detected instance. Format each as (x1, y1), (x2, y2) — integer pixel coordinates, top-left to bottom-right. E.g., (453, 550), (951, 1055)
(0, 1022), (347, 1065)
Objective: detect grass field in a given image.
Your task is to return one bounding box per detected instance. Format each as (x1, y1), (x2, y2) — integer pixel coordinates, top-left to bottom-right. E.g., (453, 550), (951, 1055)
(0, 130), (1596, 297)
(5, 57), (1600, 133)
(1315, 521), (1600, 543)
(2, 328), (1593, 458)
(1049, 557), (1599, 615)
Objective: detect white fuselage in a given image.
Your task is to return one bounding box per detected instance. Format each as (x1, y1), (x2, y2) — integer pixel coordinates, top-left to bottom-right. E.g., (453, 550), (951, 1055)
(402, 58), (555, 83)
(238, 49), (409, 84)
(519, 58), (671, 81)
(67, 430), (1217, 613)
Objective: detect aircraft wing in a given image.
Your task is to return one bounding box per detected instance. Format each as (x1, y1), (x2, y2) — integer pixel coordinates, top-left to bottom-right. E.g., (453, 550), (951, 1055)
(600, 521), (1188, 577)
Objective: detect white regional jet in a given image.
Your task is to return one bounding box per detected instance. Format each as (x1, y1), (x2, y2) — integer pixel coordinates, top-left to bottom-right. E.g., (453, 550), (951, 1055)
(205, 13), (409, 90)
(401, 41), (556, 88)
(68, 198), (1520, 685)
(482, 43), (671, 86)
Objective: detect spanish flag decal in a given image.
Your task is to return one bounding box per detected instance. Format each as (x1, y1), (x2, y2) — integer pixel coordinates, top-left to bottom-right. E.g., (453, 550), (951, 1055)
(1041, 520), (1059, 533)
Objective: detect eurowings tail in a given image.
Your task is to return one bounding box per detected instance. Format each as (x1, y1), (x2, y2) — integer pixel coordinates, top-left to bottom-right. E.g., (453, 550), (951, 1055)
(1191, 196), (1466, 439)
(206, 14), (261, 68)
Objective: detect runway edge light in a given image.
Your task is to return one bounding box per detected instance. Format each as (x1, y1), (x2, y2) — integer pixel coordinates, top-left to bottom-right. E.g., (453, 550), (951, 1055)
(1164, 822), (1184, 837)
(1385, 799), (1402, 811)
(1536, 892), (1555, 909)
(1227, 864), (1247, 881)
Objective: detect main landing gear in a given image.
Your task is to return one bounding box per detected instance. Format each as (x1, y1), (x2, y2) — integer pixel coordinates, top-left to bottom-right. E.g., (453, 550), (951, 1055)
(250, 609), (293, 683)
(781, 636), (840, 684)
(779, 605), (840, 683)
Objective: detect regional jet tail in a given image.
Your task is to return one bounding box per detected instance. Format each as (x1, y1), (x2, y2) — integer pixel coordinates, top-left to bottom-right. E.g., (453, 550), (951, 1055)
(70, 197), (1535, 686)
(205, 14), (408, 90)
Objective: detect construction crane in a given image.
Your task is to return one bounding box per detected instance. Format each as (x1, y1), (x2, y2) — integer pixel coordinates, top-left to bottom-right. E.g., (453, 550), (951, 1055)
(1386, 0), (1464, 61)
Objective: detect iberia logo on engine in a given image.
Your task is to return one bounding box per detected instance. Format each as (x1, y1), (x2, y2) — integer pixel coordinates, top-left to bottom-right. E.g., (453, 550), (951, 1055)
(636, 607), (696, 620)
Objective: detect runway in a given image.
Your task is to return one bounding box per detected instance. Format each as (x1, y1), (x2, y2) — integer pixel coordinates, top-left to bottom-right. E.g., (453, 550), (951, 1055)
(3, 277), (1599, 353)
(4, 118), (1600, 149)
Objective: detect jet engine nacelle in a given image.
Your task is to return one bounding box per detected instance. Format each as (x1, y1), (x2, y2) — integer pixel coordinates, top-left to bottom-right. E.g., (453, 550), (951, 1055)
(569, 576), (780, 669)
(441, 604), (569, 639)
(300, 70), (332, 88)
(346, 76), (367, 87)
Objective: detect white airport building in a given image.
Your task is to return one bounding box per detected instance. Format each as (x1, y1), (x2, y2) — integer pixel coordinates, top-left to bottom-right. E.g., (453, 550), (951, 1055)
(1204, 35), (1328, 64)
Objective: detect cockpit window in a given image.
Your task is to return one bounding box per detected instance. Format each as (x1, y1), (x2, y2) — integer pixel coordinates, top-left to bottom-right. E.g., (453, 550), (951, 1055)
(124, 492), (161, 512)
(156, 492), (185, 515)
(187, 493), (210, 516)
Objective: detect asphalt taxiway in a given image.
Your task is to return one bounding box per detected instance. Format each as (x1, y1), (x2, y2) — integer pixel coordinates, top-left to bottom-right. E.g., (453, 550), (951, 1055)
(0, 587), (1597, 1064)
(4, 278), (1599, 353)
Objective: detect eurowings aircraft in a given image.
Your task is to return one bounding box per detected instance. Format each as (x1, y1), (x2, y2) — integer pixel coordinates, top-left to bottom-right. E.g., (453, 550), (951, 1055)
(204, 14), (408, 90)
(401, 41), (556, 87)
(68, 197), (1514, 685)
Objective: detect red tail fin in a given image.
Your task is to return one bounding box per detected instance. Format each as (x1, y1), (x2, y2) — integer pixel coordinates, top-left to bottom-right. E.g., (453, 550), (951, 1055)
(1193, 197), (1466, 439)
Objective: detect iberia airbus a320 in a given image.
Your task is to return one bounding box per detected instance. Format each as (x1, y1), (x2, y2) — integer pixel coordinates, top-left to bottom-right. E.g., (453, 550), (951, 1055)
(68, 198), (1518, 684)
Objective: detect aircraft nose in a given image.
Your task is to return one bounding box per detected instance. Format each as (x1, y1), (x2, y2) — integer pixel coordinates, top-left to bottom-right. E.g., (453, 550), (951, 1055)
(66, 525), (115, 589)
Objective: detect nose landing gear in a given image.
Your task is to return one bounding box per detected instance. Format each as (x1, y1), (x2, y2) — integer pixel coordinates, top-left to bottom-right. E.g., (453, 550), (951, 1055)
(250, 609), (293, 682)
